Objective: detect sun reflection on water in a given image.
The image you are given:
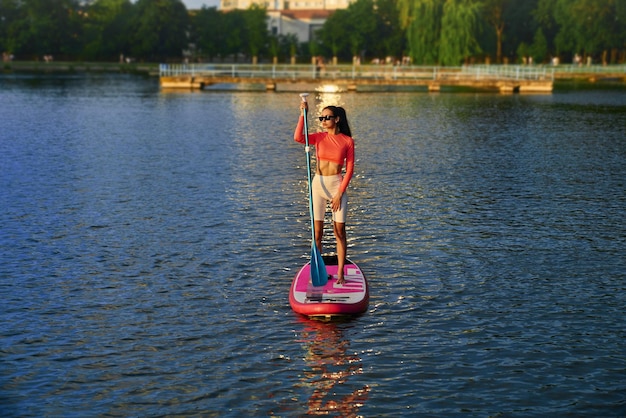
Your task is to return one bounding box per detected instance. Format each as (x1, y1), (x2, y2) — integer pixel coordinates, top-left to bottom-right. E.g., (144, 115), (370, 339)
(296, 318), (370, 416)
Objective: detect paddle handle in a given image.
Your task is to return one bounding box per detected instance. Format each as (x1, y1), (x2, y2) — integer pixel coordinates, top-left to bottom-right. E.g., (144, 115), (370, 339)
(300, 93), (310, 151)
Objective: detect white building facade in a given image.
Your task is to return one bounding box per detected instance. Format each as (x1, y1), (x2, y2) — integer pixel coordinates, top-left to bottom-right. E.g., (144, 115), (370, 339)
(220, 0), (351, 11)
(220, 0), (351, 43)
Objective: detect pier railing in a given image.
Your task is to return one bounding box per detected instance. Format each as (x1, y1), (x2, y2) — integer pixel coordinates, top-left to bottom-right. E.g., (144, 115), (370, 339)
(159, 63), (555, 82)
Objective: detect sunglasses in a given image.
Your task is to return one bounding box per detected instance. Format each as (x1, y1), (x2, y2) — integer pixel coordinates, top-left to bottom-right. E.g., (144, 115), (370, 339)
(318, 115), (335, 121)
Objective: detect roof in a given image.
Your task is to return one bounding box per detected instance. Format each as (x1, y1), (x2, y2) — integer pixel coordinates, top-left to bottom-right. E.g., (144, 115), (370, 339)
(274, 9), (335, 20)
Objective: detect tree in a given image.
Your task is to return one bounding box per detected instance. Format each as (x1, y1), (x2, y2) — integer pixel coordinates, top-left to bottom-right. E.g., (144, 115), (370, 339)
(516, 41), (530, 64)
(83, 0), (133, 60)
(319, 0), (404, 63)
(528, 27), (547, 63)
(566, 0), (623, 64)
(2, 0), (625, 65)
(130, 0), (188, 61)
(480, 0), (509, 63)
(615, 0), (626, 62)
(268, 34), (279, 63)
(439, 0), (481, 65)
(398, 0), (443, 64)
(307, 35), (322, 64)
(6, 0), (83, 59)
(266, 33), (298, 63)
(319, 8), (351, 61)
(500, 0), (538, 61)
(244, 4), (268, 64)
(344, 0), (377, 59)
(374, 0), (406, 60)
(191, 6), (225, 61)
(286, 34), (298, 63)
(0, 0), (23, 55)
(222, 9), (245, 61)
(533, 0), (626, 63)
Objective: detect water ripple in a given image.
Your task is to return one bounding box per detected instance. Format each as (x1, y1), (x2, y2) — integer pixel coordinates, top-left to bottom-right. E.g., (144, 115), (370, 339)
(1, 77), (625, 416)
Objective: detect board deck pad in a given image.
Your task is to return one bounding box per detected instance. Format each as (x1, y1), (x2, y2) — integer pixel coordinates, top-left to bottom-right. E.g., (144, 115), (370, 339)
(290, 255), (369, 318)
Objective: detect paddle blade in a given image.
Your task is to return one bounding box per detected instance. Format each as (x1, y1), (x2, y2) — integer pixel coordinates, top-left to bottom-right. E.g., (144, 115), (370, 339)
(310, 246), (328, 287)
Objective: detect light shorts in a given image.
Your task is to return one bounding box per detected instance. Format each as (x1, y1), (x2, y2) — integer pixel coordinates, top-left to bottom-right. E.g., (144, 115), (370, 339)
(311, 174), (347, 223)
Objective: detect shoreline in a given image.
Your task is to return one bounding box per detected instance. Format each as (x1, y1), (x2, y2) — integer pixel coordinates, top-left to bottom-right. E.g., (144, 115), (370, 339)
(2, 61), (158, 76)
(3, 61), (625, 91)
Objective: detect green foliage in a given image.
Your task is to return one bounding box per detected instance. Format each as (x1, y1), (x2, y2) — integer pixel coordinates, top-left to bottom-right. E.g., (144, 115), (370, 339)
(439, 0), (481, 65)
(552, 0), (624, 62)
(319, 8), (352, 59)
(83, 0), (133, 60)
(516, 42), (529, 64)
(374, 0), (406, 58)
(130, 0), (189, 62)
(529, 28), (548, 63)
(480, 0), (508, 63)
(500, 1), (539, 61)
(399, 0), (443, 64)
(2, 0), (83, 59)
(319, 0), (404, 61)
(344, 0), (376, 56)
(190, 6), (225, 60)
(266, 33), (298, 61)
(243, 4), (268, 58)
(0, 0), (625, 64)
(0, 0), (23, 54)
(222, 9), (245, 60)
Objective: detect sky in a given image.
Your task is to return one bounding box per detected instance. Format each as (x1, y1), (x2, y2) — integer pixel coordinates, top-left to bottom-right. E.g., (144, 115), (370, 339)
(182, 0), (220, 9)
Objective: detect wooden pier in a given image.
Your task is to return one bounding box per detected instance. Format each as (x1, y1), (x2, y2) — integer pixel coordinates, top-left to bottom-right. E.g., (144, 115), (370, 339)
(159, 64), (555, 93)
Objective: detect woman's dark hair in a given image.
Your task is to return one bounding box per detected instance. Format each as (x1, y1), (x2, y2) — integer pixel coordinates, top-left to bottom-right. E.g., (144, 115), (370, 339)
(325, 106), (352, 137)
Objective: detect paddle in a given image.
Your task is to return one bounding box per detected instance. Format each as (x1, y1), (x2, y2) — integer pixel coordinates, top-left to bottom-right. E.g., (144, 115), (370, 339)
(300, 93), (328, 287)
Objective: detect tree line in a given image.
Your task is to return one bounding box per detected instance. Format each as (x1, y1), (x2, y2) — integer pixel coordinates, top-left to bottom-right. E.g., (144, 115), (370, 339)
(1, 0), (624, 66)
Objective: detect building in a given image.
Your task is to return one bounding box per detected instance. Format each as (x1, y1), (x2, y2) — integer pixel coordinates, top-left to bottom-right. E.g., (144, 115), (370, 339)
(220, 0), (351, 11)
(267, 9), (331, 43)
(220, 0), (351, 43)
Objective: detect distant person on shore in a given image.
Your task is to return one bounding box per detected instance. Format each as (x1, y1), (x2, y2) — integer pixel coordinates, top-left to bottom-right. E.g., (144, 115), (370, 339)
(315, 56), (325, 78)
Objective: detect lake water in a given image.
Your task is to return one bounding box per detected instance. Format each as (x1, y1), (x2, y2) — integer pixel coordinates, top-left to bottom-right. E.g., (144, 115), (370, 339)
(1, 74), (625, 417)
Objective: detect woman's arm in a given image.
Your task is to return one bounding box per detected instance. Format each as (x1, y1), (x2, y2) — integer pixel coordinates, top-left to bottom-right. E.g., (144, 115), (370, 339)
(338, 139), (355, 194)
(293, 115), (306, 144)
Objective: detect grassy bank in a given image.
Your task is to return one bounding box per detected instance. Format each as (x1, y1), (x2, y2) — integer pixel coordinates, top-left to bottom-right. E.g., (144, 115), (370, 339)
(554, 78), (626, 91)
(2, 61), (158, 76)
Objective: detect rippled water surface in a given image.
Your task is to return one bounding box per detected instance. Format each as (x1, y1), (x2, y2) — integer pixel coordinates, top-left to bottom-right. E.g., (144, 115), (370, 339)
(1, 74), (625, 416)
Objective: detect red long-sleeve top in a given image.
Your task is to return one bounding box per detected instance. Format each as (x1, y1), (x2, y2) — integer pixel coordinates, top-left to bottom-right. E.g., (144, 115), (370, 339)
(294, 115), (354, 194)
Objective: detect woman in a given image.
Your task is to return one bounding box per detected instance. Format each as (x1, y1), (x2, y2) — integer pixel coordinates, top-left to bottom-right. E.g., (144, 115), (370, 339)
(294, 102), (355, 285)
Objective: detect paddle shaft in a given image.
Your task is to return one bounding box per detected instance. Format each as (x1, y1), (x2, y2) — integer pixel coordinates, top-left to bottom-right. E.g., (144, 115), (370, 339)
(300, 94), (317, 250)
(300, 93), (327, 286)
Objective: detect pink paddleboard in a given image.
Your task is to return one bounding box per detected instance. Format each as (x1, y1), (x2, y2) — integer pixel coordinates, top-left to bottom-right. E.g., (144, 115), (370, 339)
(289, 255), (369, 320)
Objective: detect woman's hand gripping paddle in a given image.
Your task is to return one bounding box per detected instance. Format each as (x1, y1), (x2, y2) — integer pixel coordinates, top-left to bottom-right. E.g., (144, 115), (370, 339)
(300, 93), (328, 287)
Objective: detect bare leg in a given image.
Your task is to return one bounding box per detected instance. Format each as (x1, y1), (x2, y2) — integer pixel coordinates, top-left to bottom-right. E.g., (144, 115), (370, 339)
(333, 221), (347, 284)
(314, 220), (324, 253)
